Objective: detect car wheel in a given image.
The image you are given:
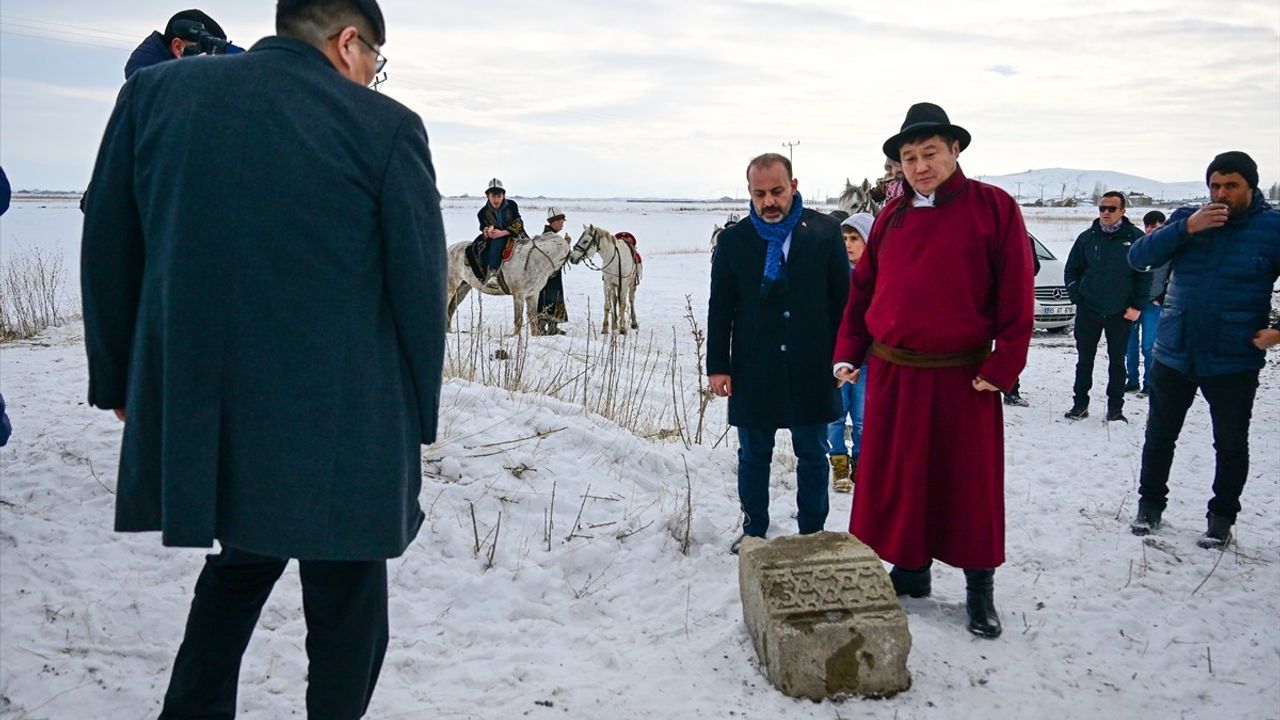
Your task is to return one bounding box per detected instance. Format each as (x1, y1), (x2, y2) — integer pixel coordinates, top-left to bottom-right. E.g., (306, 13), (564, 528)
(1047, 325), (1072, 334)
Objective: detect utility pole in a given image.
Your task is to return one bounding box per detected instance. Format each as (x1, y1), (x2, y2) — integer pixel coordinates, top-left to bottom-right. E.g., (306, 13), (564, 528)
(1016, 181), (1023, 201)
(782, 140), (800, 164)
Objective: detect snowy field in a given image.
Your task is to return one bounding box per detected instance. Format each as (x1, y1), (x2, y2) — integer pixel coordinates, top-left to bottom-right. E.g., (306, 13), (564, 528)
(1, 198), (1277, 719)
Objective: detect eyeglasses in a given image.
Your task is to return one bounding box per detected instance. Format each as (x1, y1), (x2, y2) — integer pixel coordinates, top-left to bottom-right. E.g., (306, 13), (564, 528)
(355, 35), (387, 74)
(328, 31), (387, 75)
(1098, 205), (1121, 213)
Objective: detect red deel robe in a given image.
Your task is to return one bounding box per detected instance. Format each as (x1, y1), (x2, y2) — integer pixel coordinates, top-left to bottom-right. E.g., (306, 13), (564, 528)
(833, 167), (1033, 569)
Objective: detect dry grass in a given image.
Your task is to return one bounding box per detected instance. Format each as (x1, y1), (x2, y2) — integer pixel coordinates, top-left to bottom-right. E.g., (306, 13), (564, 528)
(444, 296), (717, 445)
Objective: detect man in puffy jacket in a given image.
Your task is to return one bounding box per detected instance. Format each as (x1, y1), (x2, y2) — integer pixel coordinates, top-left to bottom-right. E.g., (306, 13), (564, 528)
(1063, 191), (1151, 422)
(1127, 151), (1280, 549)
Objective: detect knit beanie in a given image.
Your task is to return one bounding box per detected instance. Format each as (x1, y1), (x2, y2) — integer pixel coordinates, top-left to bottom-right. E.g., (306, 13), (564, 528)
(1205, 151), (1258, 189)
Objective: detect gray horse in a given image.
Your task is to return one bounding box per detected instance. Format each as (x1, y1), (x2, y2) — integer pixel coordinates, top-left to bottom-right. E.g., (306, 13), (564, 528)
(446, 233), (572, 335)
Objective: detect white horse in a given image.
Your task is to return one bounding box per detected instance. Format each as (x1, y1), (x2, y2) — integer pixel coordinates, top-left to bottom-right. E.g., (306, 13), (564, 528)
(838, 177), (882, 216)
(446, 233), (572, 335)
(569, 225), (640, 335)
(709, 212), (741, 257)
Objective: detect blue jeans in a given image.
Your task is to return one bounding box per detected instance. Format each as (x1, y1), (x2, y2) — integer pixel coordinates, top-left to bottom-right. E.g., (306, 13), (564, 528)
(737, 424), (830, 538)
(827, 363), (867, 458)
(1126, 301), (1161, 386)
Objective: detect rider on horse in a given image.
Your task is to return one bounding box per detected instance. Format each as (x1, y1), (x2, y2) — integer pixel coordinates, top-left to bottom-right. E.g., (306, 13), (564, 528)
(476, 178), (528, 288)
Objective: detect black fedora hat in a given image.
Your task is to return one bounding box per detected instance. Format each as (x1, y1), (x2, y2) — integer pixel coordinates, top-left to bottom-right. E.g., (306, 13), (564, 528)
(882, 102), (971, 162)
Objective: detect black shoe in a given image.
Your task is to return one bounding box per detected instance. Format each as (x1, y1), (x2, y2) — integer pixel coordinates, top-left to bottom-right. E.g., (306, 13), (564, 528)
(889, 561), (932, 598)
(964, 569), (1002, 639)
(1130, 501), (1163, 536)
(1195, 513), (1233, 550)
(1064, 403), (1089, 420)
(1106, 409), (1128, 423)
(729, 534), (746, 555)
(1003, 392), (1029, 407)
(1124, 382), (1140, 393)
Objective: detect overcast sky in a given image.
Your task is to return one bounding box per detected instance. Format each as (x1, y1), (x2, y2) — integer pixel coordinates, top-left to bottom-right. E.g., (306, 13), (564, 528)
(2, 0), (1277, 198)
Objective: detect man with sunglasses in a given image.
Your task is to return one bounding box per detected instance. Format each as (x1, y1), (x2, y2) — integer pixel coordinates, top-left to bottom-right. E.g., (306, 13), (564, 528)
(1063, 191), (1151, 422)
(82, 1), (442, 717)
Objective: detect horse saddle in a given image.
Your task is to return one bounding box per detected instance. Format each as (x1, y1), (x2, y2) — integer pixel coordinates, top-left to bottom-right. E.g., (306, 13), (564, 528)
(466, 236), (517, 280)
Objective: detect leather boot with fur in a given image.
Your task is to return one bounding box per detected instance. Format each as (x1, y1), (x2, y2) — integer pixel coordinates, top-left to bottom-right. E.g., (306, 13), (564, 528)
(829, 454), (852, 493)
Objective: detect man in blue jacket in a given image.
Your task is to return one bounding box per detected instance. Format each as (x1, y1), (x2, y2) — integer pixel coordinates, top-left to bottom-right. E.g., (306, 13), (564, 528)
(124, 9), (240, 80)
(1128, 151), (1280, 549)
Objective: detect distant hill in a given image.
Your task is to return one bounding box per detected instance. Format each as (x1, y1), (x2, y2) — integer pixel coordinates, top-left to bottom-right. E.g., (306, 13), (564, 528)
(976, 168), (1207, 204)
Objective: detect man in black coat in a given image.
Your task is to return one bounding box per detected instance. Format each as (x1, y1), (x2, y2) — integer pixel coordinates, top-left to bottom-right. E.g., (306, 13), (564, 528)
(708, 153), (850, 552)
(81, 1), (445, 716)
(1063, 191), (1151, 422)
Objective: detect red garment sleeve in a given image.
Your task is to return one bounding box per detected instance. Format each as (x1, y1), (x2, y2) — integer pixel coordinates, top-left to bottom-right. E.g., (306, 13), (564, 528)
(832, 222), (879, 368)
(976, 197), (1035, 391)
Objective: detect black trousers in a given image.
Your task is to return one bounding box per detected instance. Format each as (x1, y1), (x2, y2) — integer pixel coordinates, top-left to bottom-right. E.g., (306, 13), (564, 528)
(1072, 307), (1133, 410)
(159, 547), (389, 720)
(1138, 361), (1260, 523)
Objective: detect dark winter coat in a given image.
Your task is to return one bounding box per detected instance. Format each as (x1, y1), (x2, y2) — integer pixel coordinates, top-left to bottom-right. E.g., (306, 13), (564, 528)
(1129, 190), (1280, 376)
(81, 37), (448, 560)
(707, 208), (849, 428)
(1064, 216), (1151, 316)
(124, 31), (172, 80)
(476, 199), (527, 238)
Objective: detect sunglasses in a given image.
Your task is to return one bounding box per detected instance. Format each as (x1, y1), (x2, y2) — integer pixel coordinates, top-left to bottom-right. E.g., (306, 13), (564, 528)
(1098, 205), (1121, 213)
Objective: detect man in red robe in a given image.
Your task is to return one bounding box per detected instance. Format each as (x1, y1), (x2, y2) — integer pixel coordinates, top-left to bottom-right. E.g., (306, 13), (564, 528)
(832, 103), (1034, 639)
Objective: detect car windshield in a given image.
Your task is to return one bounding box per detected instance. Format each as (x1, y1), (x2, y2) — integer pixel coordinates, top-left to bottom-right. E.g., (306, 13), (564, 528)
(1030, 234), (1055, 261)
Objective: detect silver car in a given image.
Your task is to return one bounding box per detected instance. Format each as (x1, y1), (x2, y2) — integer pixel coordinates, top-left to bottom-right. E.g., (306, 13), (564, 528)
(1032, 233), (1074, 332)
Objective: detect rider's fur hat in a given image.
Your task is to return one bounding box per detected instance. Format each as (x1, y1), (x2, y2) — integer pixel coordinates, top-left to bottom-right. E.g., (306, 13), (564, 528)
(486, 178), (505, 194)
(546, 207), (566, 223)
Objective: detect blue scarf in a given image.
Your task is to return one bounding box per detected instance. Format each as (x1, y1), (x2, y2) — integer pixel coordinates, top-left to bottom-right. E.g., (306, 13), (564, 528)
(749, 192), (804, 298)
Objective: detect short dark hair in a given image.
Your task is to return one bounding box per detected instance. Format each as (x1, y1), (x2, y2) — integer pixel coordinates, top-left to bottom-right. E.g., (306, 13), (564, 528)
(746, 153), (792, 182)
(1142, 210), (1166, 226)
(1101, 190), (1126, 209)
(164, 10), (226, 44)
(896, 128), (959, 153)
(277, 0), (386, 47)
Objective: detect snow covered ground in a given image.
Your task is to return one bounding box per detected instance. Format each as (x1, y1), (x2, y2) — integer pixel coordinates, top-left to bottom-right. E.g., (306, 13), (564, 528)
(1, 200), (1277, 719)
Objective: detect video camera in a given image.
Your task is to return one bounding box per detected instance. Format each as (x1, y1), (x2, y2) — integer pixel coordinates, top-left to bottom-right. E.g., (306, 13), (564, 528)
(170, 19), (231, 56)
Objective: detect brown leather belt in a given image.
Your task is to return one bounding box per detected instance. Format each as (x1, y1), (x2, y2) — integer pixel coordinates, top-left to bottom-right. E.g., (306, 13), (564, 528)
(871, 341), (991, 368)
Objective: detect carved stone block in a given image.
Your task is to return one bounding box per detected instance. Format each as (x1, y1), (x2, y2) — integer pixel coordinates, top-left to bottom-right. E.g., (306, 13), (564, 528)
(738, 531), (911, 699)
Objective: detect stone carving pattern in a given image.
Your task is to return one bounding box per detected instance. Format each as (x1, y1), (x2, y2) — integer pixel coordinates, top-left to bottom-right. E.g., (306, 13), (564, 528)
(762, 561), (898, 615)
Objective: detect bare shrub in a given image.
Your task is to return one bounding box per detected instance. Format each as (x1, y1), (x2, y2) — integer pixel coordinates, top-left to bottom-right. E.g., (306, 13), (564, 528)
(0, 244), (71, 342)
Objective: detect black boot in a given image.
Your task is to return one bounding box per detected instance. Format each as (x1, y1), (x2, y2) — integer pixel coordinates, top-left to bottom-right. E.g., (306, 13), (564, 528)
(964, 569), (1002, 639)
(1130, 500), (1163, 536)
(889, 560), (932, 598)
(1064, 402), (1089, 420)
(1195, 513), (1233, 550)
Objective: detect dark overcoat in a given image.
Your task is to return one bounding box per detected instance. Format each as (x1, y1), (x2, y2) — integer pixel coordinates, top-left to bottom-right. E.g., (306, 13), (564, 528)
(707, 208), (849, 428)
(81, 37), (447, 561)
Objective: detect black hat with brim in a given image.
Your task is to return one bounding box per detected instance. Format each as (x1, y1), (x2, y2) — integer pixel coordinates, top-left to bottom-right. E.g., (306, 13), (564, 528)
(882, 102), (971, 162)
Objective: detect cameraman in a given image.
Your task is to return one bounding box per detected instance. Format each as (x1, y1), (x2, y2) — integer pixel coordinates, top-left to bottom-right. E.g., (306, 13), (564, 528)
(124, 9), (244, 79)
